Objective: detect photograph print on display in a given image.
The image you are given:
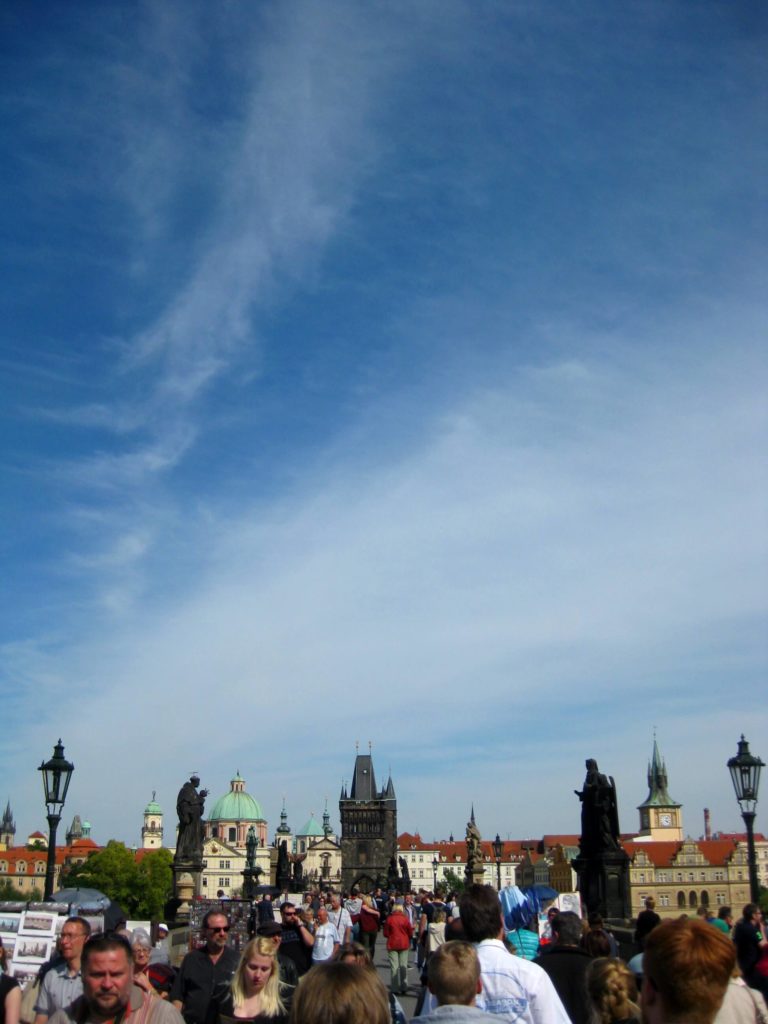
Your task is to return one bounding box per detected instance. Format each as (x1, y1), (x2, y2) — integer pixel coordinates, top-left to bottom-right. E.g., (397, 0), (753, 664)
(19, 911), (57, 936)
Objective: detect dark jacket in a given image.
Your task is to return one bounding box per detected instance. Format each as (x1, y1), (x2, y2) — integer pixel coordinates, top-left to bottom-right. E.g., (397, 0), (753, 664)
(534, 944), (593, 1024)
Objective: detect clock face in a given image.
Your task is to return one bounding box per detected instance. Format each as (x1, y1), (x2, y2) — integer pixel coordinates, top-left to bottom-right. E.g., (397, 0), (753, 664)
(660, 813), (672, 826)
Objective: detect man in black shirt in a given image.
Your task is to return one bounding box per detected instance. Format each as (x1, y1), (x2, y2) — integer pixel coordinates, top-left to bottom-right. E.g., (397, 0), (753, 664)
(275, 903), (314, 976)
(534, 912), (592, 1024)
(170, 911), (239, 1024)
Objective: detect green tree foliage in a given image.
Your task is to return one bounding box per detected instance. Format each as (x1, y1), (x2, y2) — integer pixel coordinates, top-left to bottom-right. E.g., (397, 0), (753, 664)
(135, 849), (173, 920)
(63, 842), (173, 920)
(440, 867), (466, 895)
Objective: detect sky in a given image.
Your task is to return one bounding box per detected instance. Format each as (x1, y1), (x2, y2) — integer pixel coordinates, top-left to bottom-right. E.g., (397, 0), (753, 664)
(1, 1), (766, 852)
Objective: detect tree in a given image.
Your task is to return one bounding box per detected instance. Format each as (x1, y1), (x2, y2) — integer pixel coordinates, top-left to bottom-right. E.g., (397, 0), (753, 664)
(63, 842), (172, 919)
(441, 868), (466, 895)
(135, 849), (173, 920)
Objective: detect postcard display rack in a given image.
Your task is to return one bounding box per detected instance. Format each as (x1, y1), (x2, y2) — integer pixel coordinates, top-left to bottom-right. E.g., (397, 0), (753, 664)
(189, 899), (250, 953)
(0, 903), (104, 982)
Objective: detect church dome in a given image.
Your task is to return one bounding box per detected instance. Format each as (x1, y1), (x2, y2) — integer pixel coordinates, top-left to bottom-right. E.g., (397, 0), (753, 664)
(209, 772), (263, 821)
(298, 814), (324, 837)
(144, 795), (162, 815)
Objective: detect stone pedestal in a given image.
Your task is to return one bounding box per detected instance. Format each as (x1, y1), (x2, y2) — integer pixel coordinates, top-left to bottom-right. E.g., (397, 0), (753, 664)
(573, 848), (630, 920)
(465, 864), (486, 887)
(172, 859), (202, 923)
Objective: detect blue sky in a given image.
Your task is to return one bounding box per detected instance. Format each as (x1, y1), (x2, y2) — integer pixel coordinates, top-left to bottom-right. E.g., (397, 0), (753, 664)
(1, 1), (766, 849)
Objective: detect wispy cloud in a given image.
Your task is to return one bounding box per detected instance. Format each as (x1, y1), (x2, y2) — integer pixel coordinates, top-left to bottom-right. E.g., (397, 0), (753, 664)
(2, 0), (765, 846)
(6, 304), (765, 840)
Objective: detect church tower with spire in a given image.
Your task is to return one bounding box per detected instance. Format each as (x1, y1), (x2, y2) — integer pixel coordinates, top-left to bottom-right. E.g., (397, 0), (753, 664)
(0, 801), (16, 850)
(339, 745), (397, 892)
(636, 738), (683, 841)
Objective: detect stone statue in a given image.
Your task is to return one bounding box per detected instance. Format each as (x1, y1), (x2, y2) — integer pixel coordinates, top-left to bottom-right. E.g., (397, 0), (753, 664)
(175, 774), (208, 862)
(399, 855), (411, 893)
(575, 758), (620, 856)
(466, 817), (482, 872)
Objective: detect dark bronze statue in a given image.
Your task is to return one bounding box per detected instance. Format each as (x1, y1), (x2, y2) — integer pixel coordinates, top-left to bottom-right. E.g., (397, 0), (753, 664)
(175, 774), (208, 862)
(398, 855), (411, 893)
(293, 856), (304, 886)
(276, 839), (291, 891)
(387, 855), (400, 891)
(575, 758), (621, 856)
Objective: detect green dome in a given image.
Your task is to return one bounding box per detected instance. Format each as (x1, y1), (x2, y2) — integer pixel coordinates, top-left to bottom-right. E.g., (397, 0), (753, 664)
(298, 814), (324, 837)
(144, 797), (162, 815)
(209, 773), (263, 821)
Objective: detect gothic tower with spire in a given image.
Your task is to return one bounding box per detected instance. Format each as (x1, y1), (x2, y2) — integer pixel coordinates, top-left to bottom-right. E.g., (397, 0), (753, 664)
(0, 801), (16, 850)
(339, 746), (397, 892)
(636, 739), (683, 841)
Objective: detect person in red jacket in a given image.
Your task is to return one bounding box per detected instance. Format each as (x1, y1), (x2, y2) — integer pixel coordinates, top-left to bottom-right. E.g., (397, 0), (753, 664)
(383, 903), (413, 996)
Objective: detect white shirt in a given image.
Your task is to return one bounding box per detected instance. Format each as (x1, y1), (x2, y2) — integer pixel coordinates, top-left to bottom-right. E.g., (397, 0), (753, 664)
(312, 922), (340, 962)
(328, 906), (353, 940)
(474, 939), (571, 1024)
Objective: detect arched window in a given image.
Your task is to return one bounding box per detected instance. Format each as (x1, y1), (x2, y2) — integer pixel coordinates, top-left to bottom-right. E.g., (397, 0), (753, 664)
(689, 891), (697, 908)
(677, 891), (686, 909)
(228, 827), (236, 843)
(700, 890), (709, 906)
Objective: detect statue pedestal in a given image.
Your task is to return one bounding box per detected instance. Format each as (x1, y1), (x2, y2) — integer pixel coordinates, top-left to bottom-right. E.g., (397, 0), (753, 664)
(465, 865), (486, 887)
(173, 859), (202, 923)
(573, 848), (630, 920)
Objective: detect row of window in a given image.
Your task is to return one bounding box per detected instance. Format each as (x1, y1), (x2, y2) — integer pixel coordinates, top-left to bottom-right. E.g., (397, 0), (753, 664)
(0, 862), (45, 874)
(635, 870), (729, 883)
(640, 891), (730, 909)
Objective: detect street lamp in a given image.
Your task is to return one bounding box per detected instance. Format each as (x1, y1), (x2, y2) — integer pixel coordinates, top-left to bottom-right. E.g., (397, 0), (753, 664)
(432, 856), (439, 892)
(38, 740), (74, 901)
(728, 735), (764, 903)
(492, 834), (503, 890)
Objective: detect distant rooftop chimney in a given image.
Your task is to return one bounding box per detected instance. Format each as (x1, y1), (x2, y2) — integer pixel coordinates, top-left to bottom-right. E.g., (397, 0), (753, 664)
(704, 807), (712, 841)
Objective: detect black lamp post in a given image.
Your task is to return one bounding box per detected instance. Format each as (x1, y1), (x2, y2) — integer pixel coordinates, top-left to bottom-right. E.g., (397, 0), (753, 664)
(432, 856), (438, 892)
(38, 740), (74, 901)
(492, 834), (503, 890)
(728, 735), (764, 903)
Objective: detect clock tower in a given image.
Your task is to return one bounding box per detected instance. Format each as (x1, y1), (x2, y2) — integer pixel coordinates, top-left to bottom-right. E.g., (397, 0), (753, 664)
(636, 739), (683, 841)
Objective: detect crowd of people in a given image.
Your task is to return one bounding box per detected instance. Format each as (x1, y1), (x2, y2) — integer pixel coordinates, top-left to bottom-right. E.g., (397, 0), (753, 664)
(2, 887), (767, 1024)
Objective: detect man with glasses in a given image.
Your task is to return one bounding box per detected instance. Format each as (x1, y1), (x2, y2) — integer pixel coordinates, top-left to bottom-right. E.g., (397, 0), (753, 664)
(276, 903), (314, 976)
(34, 917), (91, 1024)
(170, 911), (238, 1024)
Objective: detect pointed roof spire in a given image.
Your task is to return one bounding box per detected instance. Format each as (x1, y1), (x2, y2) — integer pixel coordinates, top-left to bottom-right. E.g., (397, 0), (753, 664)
(349, 749), (377, 801)
(638, 736), (681, 809)
(277, 796), (291, 834)
(470, 804), (476, 825)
